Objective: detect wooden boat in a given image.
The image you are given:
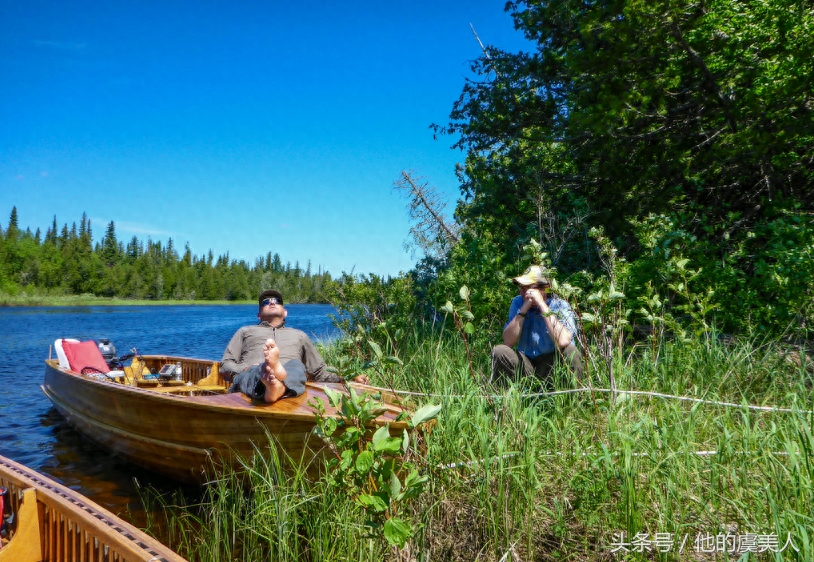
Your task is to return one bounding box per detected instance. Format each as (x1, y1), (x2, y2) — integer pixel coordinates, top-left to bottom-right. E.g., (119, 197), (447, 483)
(0, 453), (186, 562)
(41, 353), (408, 485)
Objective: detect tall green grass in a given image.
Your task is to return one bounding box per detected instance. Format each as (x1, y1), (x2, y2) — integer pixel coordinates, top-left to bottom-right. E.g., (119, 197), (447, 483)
(146, 329), (814, 561)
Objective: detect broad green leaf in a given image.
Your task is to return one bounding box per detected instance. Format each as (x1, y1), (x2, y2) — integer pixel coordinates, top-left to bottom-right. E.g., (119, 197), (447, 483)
(368, 340), (383, 359)
(373, 435), (403, 454)
(403, 469), (427, 489)
(402, 470), (428, 498)
(380, 457), (396, 481)
(339, 449), (354, 470)
(322, 417), (338, 436)
(390, 471), (402, 499)
(355, 450), (374, 474)
(324, 388), (342, 408)
(441, 301), (454, 314)
(411, 403), (442, 426)
(357, 494), (388, 513)
(383, 518), (412, 548)
(371, 424), (390, 447)
(459, 285), (470, 301)
(464, 321), (475, 335)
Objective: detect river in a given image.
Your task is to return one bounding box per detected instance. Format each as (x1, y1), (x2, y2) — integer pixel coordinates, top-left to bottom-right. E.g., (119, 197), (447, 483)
(0, 304), (340, 527)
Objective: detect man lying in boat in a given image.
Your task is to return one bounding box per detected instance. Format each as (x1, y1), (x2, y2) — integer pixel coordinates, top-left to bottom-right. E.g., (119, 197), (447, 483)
(230, 338), (305, 403)
(221, 289), (369, 389)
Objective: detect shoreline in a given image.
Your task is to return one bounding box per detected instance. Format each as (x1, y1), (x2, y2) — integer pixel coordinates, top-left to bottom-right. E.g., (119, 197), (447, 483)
(0, 294), (329, 307)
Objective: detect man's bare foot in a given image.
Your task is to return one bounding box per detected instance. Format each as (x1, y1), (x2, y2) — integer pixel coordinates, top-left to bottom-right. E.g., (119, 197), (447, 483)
(259, 339), (287, 403)
(263, 339), (287, 382)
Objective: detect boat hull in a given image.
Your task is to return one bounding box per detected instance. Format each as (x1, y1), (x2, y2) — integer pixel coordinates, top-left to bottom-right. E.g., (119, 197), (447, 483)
(42, 359), (405, 484)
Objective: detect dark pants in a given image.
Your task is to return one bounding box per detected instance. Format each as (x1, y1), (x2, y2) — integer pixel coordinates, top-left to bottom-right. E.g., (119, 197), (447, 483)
(491, 343), (583, 385)
(230, 359), (307, 401)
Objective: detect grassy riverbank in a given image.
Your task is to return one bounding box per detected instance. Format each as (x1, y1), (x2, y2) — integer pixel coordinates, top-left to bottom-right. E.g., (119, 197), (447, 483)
(0, 291), (251, 306)
(147, 329), (814, 561)
(0, 291), (331, 307)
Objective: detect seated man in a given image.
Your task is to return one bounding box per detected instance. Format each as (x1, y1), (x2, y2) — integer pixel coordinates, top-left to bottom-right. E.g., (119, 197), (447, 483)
(491, 265), (583, 385)
(222, 289), (368, 396)
(230, 338), (306, 403)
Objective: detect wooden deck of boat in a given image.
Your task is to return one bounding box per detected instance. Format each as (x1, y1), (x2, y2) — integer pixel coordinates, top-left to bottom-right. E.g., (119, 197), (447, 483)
(188, 382), (405, 423)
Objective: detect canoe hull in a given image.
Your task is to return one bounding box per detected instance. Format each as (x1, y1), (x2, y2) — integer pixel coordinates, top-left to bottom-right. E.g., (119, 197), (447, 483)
(0, 453), (186, 562)
(42, 359), (405, 484)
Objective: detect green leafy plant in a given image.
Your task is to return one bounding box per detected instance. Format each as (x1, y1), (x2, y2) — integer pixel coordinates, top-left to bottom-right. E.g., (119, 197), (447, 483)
(440, 285), (479, 381)
(310, 387), (441, 549)
(361, 338), (404, 390)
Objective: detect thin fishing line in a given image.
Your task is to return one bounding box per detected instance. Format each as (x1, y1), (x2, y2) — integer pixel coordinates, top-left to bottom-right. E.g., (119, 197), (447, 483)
(438, 449), (793, 470)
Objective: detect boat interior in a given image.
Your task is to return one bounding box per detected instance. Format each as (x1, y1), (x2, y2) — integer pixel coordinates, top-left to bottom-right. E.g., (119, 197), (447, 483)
(125, 355), (229, 395)
(48, 339), (408, 409)
(51, 338), (230, 396)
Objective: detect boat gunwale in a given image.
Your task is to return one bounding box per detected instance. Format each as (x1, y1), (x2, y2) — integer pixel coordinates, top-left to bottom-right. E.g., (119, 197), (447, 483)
(0, 454), (186, 562)
(43, 358), (409, 426)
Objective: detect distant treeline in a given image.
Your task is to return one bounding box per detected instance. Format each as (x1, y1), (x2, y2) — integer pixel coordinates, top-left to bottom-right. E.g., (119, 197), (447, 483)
(0, 207), (331, 302)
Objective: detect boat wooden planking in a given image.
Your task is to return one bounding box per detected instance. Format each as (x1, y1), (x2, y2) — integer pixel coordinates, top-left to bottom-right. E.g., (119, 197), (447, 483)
(0, 454), (186, 562)
(42, 354), (408, 484)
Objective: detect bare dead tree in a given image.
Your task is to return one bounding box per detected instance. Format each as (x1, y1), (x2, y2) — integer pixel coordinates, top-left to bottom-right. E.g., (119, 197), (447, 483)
(393, 171), (460, 260)
(529, 176), (592, 269)
(469, 24), (501, 80)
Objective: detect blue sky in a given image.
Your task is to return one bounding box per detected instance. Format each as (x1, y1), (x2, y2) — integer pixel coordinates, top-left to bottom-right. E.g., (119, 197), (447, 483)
(0, 0), (531, 277)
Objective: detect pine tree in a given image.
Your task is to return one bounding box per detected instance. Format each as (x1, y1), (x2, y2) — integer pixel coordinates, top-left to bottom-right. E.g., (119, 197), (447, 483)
(6, 207), (20, 241)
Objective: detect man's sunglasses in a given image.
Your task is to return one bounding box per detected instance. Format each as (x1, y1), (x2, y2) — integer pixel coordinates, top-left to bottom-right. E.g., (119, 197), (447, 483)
(260, 297), (282, 307)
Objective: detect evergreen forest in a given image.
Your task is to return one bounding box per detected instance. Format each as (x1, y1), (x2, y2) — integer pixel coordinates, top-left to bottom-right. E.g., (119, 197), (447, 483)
(0, 207), (331, 303)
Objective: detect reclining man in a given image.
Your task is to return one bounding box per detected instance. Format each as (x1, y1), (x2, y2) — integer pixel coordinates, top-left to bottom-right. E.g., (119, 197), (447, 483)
(222, 289), (368, 403)
(491, 265), (583, 385)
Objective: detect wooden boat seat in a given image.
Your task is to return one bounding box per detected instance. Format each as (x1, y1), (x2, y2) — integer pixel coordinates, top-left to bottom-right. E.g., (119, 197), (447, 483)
(196, 384), (227, 393)
(144, 384), (227, 396)
(0, 487), (39, 562)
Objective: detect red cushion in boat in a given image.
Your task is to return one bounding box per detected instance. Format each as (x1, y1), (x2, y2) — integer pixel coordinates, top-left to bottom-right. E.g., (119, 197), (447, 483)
(62, 340), (110, 374)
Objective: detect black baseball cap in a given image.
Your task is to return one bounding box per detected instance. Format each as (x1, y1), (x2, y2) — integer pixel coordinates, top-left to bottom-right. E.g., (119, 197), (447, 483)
(258, 289), (284, 307)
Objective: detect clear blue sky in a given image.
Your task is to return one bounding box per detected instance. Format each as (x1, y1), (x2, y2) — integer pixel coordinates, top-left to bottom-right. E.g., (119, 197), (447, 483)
(0, 0), (530, 277)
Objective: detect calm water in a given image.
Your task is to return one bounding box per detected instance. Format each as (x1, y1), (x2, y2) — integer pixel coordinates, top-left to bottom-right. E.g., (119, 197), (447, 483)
(0, 304), (340, 525)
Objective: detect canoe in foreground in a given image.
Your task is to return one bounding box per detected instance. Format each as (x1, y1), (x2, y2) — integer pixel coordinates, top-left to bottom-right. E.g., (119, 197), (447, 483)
(0, 453), (186, 562)
(41, 355), (408, 484)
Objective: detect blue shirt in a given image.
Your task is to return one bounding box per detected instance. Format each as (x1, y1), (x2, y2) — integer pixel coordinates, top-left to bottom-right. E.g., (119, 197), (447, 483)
(505, 295), (578, 358)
